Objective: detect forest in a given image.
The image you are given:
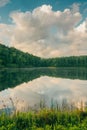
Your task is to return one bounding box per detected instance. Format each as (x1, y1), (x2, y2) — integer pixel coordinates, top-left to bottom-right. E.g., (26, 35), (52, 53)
(0, 43), (87, 68)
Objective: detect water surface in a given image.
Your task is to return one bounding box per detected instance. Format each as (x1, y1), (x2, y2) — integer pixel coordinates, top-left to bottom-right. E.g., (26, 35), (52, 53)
(0, 67), (87, 113)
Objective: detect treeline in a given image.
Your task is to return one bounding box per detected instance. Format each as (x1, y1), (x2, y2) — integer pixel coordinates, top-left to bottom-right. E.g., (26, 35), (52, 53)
(0, 44), (87, 68)
(47, 56), (87, 67)
(0, 44), (41, 68)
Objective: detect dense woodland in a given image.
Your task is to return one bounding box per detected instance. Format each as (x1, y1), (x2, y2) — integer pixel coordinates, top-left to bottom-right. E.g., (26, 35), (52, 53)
(0, 43), (87, 68)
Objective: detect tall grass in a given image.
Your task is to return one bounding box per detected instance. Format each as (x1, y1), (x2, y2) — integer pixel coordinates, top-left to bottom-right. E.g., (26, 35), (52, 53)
(0, 98), (87, 130)
(0, 109), (87, 130)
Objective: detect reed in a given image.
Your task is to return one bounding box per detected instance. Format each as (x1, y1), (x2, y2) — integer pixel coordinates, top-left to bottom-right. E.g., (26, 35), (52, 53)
(0, 98), (87, 130)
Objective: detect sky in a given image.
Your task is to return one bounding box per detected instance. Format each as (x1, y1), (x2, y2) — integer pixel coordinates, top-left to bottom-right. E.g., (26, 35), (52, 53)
(0, 0), (87, 58)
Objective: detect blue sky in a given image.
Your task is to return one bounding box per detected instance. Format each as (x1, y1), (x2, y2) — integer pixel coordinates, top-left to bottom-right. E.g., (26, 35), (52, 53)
(0, 0), (87, 57)
(0, 0), (87, 23)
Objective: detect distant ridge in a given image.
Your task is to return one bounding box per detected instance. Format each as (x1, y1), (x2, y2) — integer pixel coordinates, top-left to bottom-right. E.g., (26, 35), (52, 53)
(0, 43), (87, 68)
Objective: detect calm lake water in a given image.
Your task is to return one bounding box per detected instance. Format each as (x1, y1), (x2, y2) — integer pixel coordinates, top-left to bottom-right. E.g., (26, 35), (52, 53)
(0, 67), (87, 113)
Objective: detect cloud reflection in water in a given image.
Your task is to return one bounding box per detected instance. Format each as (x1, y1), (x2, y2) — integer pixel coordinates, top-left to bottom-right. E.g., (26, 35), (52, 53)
(0, 76), (87, 112)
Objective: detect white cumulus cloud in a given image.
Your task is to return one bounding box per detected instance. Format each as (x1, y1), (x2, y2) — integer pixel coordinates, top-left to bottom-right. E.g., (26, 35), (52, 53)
(0, 4), (87, 57)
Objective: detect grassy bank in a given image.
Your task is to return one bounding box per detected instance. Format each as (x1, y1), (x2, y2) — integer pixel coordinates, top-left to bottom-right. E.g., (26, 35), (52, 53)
(0, 109), (87, 130)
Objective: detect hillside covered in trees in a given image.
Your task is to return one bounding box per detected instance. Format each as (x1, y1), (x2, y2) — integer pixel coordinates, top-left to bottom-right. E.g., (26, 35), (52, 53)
(0, 43), (87, 68)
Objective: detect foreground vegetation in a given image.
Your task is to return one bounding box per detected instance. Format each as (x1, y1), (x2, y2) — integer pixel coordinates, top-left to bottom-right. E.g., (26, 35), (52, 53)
(0, 43), (87, 68)
(0, 108), (87, 130)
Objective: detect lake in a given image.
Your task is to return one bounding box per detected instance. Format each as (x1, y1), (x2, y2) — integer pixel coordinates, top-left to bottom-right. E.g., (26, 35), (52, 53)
(0, 67), (87, 113)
